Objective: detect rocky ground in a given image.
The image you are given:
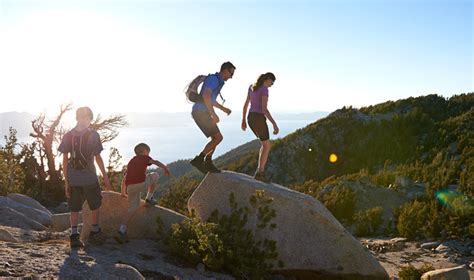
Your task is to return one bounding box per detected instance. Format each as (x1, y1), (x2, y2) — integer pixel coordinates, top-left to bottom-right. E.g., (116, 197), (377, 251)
(1, 226), (473, 279)
(0, 226), (232, 279)
(361, 237), (474, 279)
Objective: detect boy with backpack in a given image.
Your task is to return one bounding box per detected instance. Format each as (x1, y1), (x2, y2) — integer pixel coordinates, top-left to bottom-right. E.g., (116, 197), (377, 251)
(188, 61), (235, 173)
(58, 106), (112, 248)
(115, 143), (170, 243)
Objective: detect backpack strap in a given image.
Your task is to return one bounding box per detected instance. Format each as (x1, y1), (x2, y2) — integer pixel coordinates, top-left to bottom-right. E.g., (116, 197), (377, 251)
(208, 73), (226, 104)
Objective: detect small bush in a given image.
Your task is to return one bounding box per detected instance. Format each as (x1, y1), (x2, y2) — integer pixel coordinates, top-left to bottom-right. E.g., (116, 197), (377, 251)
(158, 177), (200, 215)
(398, 263), (434, 280)
(354, 206), (384, 236)
(317, 185), (356, 223)
(157, 190), (281, 279)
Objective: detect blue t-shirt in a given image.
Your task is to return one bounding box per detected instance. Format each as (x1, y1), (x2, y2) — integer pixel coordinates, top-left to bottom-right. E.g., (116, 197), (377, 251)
(192, 73), (225, 112)
(58, 127), (103, 187)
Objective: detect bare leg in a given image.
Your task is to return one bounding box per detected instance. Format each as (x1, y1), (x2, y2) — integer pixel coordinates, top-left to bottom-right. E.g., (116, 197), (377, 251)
(201, 132), (223, 157)
(91, 209), (99, 225)
(70, 211), (79, 227)
(147, 173), (159, 193)
(257, 140), (271, 173)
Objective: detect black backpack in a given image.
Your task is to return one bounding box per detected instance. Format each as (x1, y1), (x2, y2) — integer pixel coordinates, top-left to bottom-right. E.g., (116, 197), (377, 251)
(70, 130), (92, 170)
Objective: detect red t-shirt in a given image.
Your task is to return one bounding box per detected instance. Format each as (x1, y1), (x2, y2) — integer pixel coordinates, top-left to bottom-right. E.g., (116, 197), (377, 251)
(125, 155), (152, 185)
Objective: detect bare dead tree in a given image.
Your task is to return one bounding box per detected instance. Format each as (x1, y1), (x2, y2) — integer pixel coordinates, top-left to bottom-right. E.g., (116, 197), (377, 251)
(91, 114), (128, 143)
(30, 103), (73, 182)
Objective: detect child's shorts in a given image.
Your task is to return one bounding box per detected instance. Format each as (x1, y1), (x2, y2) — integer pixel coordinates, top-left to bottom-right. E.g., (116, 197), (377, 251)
(126, 172), (159, 212)
(68, 183), (102, 212)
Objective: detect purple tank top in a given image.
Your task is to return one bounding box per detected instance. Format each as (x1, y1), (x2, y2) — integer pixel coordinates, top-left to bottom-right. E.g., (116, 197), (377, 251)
(249, 85), (269, 114)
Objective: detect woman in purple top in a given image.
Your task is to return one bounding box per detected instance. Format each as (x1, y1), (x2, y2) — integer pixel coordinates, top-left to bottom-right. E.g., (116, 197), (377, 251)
(241, 72), (279, 182)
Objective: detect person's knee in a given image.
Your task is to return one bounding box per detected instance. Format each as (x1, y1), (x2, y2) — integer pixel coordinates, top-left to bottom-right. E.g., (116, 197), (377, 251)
(262, 140), (271, 148)
(212, 133), (223, 143)
(149, 172), (159, 183)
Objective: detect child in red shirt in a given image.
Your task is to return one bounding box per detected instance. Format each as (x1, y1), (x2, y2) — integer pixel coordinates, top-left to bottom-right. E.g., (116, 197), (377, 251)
(116, 143), (170, 243)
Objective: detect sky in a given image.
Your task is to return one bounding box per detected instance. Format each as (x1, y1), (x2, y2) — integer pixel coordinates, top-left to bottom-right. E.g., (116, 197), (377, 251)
(0, 0), (472, 116)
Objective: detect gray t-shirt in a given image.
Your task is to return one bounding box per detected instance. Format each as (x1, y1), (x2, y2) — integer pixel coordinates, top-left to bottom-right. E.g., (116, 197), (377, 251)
(58, 127), (103, 187)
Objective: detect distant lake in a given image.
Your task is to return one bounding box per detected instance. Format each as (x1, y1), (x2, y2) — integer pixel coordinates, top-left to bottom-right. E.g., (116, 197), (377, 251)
(1, 111), (327, 166)
(105, 112), (326, 164)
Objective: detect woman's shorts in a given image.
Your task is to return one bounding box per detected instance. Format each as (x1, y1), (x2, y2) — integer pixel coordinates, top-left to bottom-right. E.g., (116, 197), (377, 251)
(248, 112), (269, 141)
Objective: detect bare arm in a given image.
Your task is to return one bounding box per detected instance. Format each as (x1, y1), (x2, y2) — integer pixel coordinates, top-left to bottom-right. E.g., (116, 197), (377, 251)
(151, 159), (171, 176)
(62, 153), (70, 199)
(95, 154), (112, 191)
(213, 102), (231, 115)
(202, 88), (219, 122)
(241, 93), (251, 131)
(120, 173), (127, 197)
(262, 96), (279, 134)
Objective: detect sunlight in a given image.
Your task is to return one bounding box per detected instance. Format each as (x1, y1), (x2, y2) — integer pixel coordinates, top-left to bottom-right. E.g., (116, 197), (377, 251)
(0, 9), (201, 114)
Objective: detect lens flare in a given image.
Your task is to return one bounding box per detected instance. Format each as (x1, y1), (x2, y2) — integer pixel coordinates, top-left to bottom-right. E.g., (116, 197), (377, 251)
(329, 153), (338, 163)
(435, 189), (473, 211)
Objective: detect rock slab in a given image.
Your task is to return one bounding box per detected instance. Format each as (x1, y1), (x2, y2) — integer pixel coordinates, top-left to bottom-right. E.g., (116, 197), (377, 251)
(188, 171), (389, 280)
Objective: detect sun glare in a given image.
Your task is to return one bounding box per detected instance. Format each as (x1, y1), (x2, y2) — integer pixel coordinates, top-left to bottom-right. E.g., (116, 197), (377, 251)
(0, 9), (200, 114)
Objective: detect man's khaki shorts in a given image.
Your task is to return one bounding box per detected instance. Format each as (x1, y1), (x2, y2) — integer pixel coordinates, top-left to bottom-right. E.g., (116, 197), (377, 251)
(127, 172), (159, 212)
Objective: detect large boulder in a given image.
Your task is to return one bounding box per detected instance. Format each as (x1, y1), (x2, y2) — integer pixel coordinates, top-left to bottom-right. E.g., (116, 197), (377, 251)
(0, 196), (52, 226)
(0, 205), (47, 231)
(7, 193), (52, 215)
(421, 265), (469, 280)
(51, 213), (83, 232)
(188, 171), (389, 280)
(81, 191), (185, 239)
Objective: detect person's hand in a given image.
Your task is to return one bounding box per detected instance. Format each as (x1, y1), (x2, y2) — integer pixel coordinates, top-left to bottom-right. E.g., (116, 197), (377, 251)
(241, 120), (247, 131)
(211, 113), (220, 124)
(273, 124), (279, 135)
(223, 107), (231, 116)
(163, 167), (171, 177)
(64, 184), (71, 199)
(120, 192), (128, 198)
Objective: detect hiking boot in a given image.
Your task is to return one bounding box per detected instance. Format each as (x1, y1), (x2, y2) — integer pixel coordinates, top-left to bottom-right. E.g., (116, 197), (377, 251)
(254, 171), (270, 183)
(145, 198), (157, 207)
(114, 231), (129, 244)
(204, 160), (221, 173)
(190, 156), (207, 174)
(70, 233), (84, 248)
(88, 229), (107, 245)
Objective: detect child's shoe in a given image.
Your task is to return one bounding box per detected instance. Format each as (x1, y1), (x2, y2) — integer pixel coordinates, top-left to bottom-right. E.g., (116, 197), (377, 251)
(70, 233), (84, 248)
(114, 230), (129, 244)
(145, 198), (158, 207)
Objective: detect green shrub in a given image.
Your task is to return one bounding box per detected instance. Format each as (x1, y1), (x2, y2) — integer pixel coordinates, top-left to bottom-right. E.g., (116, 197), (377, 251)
(398, 263), (434, 280)
(317, 185), (356, 222)
(354, 206), (384, 236)
(0, 128), (25, 196)
(158, 176), (200, 215)
(396, 200), (429, 240)
(157, 190), (281, 279)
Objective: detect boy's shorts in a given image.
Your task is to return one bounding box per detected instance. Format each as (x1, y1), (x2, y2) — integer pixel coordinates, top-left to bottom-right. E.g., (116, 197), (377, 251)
(68, 183), (102, 212)
(192, 110), (220, 138)
(127, 172), (159, 212)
